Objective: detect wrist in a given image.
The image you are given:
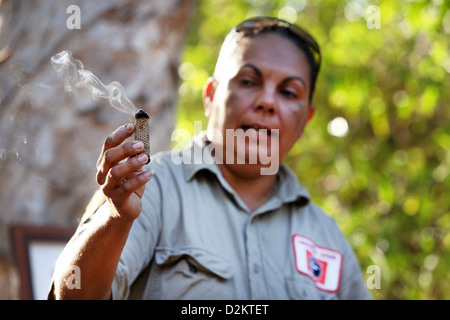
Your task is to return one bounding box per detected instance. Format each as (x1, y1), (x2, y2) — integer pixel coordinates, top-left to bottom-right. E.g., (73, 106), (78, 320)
(100, 201), (136, 232)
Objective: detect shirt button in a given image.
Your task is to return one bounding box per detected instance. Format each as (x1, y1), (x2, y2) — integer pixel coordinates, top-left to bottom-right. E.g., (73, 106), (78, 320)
(253, 264), (260, 274)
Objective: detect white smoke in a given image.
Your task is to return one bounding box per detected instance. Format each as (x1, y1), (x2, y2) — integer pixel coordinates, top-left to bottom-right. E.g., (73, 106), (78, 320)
(51, 50), (137, 116)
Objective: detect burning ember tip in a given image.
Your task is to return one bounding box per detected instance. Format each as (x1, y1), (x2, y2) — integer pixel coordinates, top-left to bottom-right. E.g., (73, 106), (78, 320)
(135, 109), (149, 119)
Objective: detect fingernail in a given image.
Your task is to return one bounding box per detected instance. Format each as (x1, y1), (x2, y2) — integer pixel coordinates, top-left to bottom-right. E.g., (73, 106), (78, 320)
(126, 123), (133, 132)
(133, 141), (143, 150)
(138, 154), (148, 163)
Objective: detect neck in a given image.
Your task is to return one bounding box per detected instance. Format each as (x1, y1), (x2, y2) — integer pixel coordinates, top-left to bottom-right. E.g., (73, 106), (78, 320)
(217, 163), (277, 212)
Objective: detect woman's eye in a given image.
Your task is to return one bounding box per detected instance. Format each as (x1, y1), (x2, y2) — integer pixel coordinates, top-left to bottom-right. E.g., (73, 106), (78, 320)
(240, 77), (255, 86)
(281, 89), (298, 99)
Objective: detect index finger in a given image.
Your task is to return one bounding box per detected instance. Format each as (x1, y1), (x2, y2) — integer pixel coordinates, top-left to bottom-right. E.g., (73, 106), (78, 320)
(102, 123), (134, 152)
(97, 123), (134, 172)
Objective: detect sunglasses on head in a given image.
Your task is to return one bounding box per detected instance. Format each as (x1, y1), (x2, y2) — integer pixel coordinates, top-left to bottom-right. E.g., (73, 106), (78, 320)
(232, 16), (321, 72)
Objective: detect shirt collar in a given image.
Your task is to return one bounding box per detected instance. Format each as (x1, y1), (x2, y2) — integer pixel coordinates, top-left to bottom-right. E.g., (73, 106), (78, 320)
(273, 165), (310, 206)
(182, 133), (221, 181)
(181, 133), (310, 207)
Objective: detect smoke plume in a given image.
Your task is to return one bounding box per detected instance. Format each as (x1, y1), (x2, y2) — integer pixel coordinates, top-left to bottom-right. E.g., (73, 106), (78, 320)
(51, 50), (137, 116)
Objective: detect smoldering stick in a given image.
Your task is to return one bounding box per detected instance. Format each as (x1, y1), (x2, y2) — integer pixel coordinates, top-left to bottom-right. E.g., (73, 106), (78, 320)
(134, 109), (150, 164)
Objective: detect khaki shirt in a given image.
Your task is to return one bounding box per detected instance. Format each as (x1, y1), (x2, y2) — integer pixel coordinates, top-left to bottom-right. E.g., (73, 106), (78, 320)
(108, 136), (371, 300)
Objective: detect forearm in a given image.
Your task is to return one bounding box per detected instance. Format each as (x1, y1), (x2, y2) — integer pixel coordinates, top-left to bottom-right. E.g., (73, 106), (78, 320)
(52, 123), (152, 299)
(53, 203), (133, 300)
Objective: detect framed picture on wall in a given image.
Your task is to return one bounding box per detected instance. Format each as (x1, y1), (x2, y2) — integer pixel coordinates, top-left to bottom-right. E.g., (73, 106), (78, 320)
(10, 224), (75, 300)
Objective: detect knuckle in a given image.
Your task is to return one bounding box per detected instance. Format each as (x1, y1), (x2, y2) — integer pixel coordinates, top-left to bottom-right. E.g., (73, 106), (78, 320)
(96, 158), (102, 171)
(104, 149), (114, 165)
(96, 155), (106, 172)
(124, 155), (140, 169)
(100, 184), (111, 198)
(120, 182), (133, 194)
(109, 166), (120, 179)
(96, 167), (107, 185)
(96, 172), (103, 185)
(104, 136), (114, 149)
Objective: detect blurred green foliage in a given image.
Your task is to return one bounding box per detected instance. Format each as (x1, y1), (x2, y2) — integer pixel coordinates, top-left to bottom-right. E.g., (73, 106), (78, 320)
(175, 0), (450, 300)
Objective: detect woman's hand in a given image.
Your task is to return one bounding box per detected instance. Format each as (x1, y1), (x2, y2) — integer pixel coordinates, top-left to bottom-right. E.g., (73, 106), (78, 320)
(96, 123), (153, 221)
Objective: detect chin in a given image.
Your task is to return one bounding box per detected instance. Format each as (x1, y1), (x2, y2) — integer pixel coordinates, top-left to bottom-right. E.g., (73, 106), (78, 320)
(222, 162), (270, 179)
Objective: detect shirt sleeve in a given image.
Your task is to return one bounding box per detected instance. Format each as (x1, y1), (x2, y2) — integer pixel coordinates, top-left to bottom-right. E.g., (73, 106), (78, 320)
(306, 203), (372, 300)
(338, 238), (372, 300)
(111, 169), (163, 300)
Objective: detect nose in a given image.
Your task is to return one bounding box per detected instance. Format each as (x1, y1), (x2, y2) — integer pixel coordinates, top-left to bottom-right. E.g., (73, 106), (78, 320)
(254, 84), (277, 115)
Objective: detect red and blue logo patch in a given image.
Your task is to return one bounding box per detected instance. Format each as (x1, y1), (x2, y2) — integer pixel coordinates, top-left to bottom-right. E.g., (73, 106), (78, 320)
(292, 234), (343, 292)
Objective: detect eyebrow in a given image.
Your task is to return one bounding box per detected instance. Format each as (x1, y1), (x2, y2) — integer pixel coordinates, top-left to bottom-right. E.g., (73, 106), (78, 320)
(240, 63), (307, 89)
(240, 63), (262, 77)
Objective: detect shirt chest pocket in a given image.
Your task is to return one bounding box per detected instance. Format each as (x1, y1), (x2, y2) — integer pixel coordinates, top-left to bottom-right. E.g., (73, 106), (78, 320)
(285, 276), (338, 300)
(147, 247), (235, 299)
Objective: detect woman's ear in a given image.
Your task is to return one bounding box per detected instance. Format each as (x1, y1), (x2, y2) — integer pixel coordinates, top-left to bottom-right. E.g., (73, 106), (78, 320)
(307, 104), (315, 124)
(203, 77), (216, 117)
(297, 104), (316, 140)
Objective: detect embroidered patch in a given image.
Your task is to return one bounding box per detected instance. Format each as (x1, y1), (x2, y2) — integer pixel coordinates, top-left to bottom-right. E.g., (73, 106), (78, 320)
(292, 234), (343, 292)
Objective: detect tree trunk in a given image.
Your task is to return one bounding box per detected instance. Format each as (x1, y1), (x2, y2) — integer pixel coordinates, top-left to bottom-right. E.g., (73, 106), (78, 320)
(0, 0), (195, 299)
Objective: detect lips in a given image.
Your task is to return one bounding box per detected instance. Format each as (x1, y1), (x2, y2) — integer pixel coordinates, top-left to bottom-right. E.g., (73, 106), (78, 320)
(240, 123), (277, 137)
